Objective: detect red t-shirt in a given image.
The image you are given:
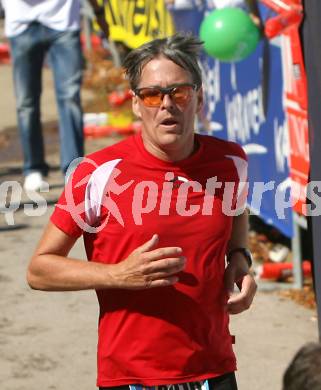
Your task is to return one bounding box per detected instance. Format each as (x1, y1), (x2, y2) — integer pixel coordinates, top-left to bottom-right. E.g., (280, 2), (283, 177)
(51, 133), (248, 387)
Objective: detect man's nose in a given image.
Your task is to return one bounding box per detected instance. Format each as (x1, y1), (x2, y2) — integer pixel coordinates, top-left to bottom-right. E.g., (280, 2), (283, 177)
(161, 93), (175, 109)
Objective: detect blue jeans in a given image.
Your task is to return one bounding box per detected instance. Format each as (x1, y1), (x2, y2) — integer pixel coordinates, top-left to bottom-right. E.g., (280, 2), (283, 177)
(9, 22), (84, 176)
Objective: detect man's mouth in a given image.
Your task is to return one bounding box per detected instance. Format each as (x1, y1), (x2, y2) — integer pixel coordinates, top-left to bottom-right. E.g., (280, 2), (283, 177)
(160, 118), (179, 126)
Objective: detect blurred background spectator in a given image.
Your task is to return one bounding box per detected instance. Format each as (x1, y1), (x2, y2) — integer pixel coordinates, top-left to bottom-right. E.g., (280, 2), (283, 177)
(0, 1), (4, 19)
(1, 0), (108, 191)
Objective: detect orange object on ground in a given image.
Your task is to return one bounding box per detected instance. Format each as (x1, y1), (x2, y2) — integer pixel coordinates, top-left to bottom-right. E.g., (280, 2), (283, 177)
(258, 260), (311, 280)
(84, 125), (113, 138)
(108, 90), (132, 107)
(84, 122), (142, 139)
(80, 34), (102, 51)
(0, 43), (10, 64)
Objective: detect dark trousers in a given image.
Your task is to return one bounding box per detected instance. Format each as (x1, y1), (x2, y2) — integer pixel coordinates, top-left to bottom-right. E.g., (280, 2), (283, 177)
(99, 372), (238, 390)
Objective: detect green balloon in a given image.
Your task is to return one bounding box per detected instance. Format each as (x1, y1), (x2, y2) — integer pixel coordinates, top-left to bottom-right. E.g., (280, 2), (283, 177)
(200, 7), (260, 62)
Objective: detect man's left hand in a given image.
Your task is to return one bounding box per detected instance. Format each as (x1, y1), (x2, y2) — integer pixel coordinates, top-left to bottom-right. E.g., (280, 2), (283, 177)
(224, 255), (257, 315)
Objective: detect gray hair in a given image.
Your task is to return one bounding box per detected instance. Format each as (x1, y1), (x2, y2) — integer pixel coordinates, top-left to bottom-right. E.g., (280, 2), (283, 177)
(123, 33), (203, 90)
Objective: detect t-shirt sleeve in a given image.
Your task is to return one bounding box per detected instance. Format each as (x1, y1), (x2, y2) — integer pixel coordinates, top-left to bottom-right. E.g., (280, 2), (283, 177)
(50, 159), (95, 238)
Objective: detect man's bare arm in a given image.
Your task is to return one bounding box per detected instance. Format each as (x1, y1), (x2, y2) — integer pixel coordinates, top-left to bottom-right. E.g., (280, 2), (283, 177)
(27, 222), (185, 291)
(224, 210), (257, 314)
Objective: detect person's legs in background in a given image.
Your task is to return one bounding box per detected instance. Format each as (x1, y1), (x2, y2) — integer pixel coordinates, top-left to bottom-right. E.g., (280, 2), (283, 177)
(9, 22), (49, 190)
(47, 28), (84, 177)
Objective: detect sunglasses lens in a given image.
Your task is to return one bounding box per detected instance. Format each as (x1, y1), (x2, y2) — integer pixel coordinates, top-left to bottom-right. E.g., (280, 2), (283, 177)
(171, 86), (193, 105)
(136, 85), (196, 107)
(138, 88), (162, 107)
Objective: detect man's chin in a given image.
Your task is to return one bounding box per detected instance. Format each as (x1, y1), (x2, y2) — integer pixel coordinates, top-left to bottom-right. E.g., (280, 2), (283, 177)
(159, 132), (182, 146)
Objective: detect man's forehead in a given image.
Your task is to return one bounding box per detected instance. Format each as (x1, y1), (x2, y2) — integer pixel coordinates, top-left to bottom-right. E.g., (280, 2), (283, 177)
(139, 56), (192, 84)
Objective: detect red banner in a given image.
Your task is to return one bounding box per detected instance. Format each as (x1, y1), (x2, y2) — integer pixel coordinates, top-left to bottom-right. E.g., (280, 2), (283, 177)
(263, 0), (309, 215)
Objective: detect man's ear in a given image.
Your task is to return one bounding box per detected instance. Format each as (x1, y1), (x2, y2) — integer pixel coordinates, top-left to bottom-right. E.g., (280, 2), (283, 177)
(196, 87), (204, 113)
(132, 95), (142, 119)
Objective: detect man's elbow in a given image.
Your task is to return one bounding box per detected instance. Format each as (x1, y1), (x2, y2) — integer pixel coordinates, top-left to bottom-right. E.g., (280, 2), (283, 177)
(26, 268), (40, 290)
(26, 260), (47, 290)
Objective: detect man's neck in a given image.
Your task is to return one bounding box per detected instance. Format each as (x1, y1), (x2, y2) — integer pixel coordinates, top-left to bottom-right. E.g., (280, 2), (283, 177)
(142, 135), (197, 162)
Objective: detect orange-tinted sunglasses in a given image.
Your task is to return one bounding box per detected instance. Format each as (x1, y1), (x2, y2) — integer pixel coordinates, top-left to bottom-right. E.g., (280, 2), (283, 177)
(134, 83), (198, 107)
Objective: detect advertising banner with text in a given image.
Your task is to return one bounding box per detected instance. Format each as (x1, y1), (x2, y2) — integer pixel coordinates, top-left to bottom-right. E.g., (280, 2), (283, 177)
(99, 0), (174, 48)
